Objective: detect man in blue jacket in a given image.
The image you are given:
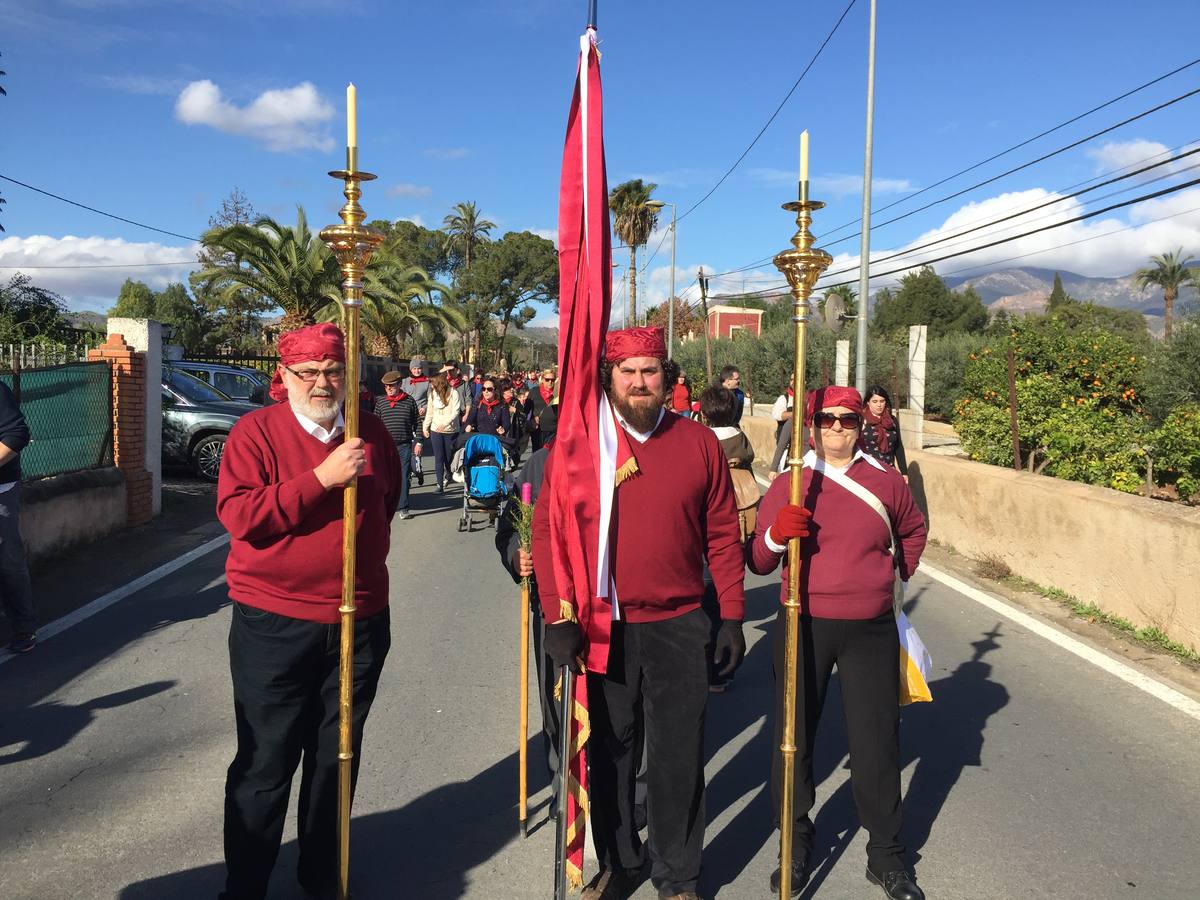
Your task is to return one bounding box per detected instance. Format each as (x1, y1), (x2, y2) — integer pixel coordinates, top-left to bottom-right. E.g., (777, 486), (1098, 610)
(0, 380), (36, 654)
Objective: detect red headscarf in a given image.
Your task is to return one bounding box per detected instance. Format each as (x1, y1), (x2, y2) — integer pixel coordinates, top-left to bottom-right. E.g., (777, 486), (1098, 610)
(803, 385), (863, 426)
(268, 323), (346, 402)
(604, 326), (666, 362)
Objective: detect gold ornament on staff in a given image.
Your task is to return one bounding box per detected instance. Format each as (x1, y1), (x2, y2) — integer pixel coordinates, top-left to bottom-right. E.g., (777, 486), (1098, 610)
(771, 130), (832, 900)
(319, 82), (385, 900)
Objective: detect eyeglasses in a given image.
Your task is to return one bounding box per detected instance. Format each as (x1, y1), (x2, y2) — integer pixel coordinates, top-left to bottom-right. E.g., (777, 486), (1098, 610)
(284, 365), (346, 383)
(814, 412), (862, 430)
(482, 386), (495, 393)
(543, 377), (556, 383)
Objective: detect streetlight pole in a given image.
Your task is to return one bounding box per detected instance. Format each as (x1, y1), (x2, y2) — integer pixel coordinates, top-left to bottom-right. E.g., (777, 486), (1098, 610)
(667, 202), (677, 357)
(855, 0), (878, 393)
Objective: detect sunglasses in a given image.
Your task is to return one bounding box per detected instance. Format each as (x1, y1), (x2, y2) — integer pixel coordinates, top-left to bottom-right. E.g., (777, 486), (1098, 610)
(814, 412), (862, 430)
(482, 386), (495, 393)
(543, 378), (556, 383)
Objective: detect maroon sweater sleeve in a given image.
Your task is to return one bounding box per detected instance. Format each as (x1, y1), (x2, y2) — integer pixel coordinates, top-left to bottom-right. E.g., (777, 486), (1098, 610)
(531, 449), (562, 622)
(888, 474), (928, 580)
(217, 417), (329, 542)
(701, 432), (746, 620)
(747, 470), (791, 575)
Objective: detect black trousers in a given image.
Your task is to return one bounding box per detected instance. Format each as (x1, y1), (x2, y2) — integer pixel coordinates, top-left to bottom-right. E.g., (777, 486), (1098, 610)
(221, 603), (391, 900)
(588, 607), (710, 895)
(771, 611), (905, 872)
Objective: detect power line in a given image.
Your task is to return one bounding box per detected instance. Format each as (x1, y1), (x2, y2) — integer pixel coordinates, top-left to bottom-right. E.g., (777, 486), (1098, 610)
(673, 0), (858, 225)
(819, 84), (1200, 248)
(0, 174), (201, 243)
(0, 260), (196, 269)
(821, 55), (1200, 239)
(721, 173), (1200, 298)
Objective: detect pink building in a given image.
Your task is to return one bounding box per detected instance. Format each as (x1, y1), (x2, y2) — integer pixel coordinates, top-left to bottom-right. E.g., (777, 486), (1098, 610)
(706, 304), (764, 339)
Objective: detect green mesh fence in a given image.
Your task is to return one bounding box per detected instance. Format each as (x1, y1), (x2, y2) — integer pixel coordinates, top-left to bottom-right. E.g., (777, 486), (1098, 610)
(1, 362), (113, 480)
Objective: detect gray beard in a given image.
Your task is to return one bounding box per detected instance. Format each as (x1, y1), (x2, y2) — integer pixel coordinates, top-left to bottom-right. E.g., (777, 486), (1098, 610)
(611, 391), (663, 433)
(291, 391), (342, 426)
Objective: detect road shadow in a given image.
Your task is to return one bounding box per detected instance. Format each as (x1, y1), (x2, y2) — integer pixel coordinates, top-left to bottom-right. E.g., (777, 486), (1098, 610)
(120, 748), (528, 899)
(800, 623), (1010, 895)
(0, 680), (175, 765)
(906, 460), (930, 528)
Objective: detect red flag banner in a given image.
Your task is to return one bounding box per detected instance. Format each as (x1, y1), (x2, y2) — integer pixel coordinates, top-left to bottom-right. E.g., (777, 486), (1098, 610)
(548, 25), (613, 891)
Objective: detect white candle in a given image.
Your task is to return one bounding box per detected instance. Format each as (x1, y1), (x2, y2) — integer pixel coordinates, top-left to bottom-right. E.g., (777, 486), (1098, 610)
(347, 83), (357, 149)
(800, 130), (809, 182)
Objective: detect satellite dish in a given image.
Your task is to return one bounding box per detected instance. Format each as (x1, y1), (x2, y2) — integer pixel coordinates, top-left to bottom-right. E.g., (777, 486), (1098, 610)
(823, 294), (847, 333)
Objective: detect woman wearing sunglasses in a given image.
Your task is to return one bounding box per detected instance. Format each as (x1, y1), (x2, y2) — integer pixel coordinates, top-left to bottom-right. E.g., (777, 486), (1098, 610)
(464, 375), (512, 442)
(748, 385), (929, 900)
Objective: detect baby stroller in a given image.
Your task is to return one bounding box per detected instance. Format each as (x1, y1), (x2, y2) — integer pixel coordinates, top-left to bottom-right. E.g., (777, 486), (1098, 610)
(458, 433), (509, 532)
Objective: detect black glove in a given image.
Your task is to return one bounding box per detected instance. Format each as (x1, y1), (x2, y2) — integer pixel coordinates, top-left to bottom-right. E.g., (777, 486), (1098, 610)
(544, 620), (583, 674)
(713, 619), (746, 678)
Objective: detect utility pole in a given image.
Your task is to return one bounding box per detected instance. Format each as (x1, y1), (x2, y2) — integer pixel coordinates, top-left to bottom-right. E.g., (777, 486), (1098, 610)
(667, 203), (677, 358)
(854, 0), (878, 394)
(698, 267), (713, 382)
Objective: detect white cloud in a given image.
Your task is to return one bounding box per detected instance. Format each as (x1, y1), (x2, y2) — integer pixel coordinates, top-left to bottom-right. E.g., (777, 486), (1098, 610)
(526, 228), (558, 245)
(0, 235), (198, 312)
(175, 80), (334, 152)
(386, 183), (433, 199)
(1087, 139), (1173, 175)
(422, 147), (471, 160)
(395, 214), (427, 228)
(747, 167), (913, 197)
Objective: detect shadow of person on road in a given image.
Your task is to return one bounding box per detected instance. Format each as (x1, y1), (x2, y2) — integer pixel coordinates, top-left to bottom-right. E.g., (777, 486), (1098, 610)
(799, 623), (1011, 895)
(120, 748), (529, 899)
(0, 680), (175, 765)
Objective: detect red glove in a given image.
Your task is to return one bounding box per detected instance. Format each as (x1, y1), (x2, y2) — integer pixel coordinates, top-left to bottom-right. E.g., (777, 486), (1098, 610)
(770, 504), (813, 542)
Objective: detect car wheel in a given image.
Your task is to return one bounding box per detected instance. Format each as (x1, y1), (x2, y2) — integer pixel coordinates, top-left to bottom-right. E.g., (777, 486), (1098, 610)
(191, 433), (227, 482)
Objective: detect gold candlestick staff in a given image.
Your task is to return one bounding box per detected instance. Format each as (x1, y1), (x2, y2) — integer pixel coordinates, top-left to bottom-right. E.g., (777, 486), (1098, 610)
(771, 131), (832, 900)
(319, 83), (385, 900)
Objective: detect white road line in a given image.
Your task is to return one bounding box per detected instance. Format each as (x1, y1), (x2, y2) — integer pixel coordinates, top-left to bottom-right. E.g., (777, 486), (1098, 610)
(753, 471), (1200, 724)
(0, 533), (231, 668)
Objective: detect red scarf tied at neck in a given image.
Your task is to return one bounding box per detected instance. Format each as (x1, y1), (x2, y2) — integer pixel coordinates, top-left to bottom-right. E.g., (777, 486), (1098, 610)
(386, 390), (409, 407)
(478, 396), (500, 413)
(863, 404), (894, 454)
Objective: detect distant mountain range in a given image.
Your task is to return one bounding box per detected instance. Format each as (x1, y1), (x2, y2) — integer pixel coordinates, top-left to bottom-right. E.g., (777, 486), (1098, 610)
(943, 266), (1200, 334)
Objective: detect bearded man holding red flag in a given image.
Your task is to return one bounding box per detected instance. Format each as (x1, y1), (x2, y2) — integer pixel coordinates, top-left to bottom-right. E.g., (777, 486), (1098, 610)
(532, 325), (747, 900)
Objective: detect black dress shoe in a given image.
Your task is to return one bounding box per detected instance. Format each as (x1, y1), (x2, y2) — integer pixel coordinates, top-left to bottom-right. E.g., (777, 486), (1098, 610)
(866, 865), (925, 900)
(768, 858), (811, 896)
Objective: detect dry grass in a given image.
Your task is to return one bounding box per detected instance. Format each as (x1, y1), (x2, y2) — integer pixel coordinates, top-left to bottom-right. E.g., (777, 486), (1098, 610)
(973, 553), (1012, 581)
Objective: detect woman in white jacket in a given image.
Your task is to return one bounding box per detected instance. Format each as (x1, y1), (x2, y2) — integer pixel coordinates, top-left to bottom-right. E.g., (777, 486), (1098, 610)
(422, 372), (462, 492)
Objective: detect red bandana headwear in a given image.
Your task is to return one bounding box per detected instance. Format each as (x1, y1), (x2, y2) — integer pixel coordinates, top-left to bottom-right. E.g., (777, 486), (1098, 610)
(604, 326), (666, 363)
(269, 323), (346, 402)
(804, 385), (863, 426)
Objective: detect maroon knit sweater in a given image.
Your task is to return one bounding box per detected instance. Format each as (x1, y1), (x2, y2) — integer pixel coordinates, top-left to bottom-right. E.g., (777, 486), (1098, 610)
(748, 456), (927, 619)
(217, 402), (402, 623)
(532, 412), (746, 624)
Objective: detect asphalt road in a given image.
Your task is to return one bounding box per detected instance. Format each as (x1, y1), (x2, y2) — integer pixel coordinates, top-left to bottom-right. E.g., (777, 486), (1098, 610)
(2, 466), (1199, 899)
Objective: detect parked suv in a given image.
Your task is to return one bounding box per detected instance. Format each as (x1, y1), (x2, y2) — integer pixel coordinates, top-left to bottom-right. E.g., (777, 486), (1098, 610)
(168, 361), (271, 404)
(162, 367), (257, 481)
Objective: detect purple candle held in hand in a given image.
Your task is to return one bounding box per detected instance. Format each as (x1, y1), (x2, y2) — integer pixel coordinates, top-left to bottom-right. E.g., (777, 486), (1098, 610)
(521, 482), (533, 504)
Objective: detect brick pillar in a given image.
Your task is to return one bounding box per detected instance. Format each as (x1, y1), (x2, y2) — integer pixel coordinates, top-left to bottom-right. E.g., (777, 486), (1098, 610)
(89, 334), (153, 526)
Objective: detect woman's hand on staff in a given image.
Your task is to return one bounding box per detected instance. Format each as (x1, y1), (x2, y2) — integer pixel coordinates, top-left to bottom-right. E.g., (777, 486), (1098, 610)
(769, 504), (813, 543)
(315, 438), (366, 489)
(515, 548), (534, 578)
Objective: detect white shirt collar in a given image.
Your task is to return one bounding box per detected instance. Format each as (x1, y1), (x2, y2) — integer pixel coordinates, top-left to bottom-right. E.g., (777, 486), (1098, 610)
(710, 425), (741, 440)
(802, 447), (885, 473)
(292, 406), (345, 444)
(614, 406), (665, 444)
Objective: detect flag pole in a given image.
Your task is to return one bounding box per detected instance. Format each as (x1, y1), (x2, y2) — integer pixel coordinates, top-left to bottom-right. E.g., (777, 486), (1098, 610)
(320, 133), (385, 900)
(587, 0), (598, 28)
(518, 482), (534, 838)
(553, 668), (574, 900)
(771, 174), (832, 899)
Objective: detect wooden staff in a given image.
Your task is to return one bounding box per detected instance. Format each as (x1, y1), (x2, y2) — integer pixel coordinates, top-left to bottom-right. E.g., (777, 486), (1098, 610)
(771, 178), (831, 899)
(320, 140), (384, 900)
(518, 481), (533, 837)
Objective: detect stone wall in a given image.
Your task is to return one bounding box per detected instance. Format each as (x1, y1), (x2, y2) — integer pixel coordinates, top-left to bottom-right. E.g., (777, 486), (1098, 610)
(906, 449), (1200, 652)
(20, 468), (127, 565)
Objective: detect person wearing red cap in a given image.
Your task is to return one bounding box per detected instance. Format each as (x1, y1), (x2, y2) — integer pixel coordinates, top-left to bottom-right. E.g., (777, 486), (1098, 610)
(533, 326), (747, 900)
(216, 323), (403, 900)
(748, 385), (928, 900)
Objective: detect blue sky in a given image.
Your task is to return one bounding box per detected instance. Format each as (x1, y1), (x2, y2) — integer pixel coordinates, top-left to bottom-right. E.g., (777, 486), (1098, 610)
(2, 0), (1199, 325)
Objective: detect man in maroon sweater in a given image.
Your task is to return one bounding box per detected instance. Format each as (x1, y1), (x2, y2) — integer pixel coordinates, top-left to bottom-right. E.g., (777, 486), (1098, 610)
(749, 385), (927, 900)
(216, 323), (401, 900)
(532, 327), (746, 900)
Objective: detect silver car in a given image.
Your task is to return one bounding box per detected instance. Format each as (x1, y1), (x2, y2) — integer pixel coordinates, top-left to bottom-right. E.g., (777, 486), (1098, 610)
(161, 367), (257, 481)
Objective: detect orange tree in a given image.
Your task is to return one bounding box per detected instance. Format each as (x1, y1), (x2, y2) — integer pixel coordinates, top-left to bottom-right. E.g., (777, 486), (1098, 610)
(954, 319), (1151, 491)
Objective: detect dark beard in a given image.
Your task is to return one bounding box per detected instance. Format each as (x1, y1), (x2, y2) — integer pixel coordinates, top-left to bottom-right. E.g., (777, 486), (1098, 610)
(611, 390), (663, 433)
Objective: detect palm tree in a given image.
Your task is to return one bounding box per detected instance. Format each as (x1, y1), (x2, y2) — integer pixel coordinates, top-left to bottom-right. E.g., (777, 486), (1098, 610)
(196, 207), (341, 331)
(609, 179), (661, 326)
(1133, 249), (1195, 341)
(336, 263), (461, 359)
(442, 201), (495, 272)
